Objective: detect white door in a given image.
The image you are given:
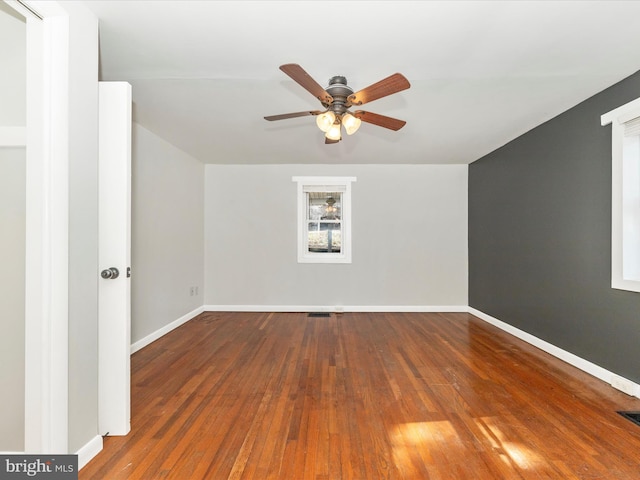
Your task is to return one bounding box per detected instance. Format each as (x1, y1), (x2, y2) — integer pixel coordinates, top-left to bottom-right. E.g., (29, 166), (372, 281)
(98, 82), (132, 436)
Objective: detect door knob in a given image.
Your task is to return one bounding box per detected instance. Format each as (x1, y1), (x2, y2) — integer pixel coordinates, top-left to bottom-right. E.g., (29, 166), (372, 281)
(101, 267), (120, 279)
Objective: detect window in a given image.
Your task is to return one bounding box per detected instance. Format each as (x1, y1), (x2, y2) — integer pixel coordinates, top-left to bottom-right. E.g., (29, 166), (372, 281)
(602, 98), (640, 292)
(292, 176), (356, 263)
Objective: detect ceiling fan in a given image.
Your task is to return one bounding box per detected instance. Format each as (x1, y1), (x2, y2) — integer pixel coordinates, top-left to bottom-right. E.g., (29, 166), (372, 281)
(264, 64), (410, 144)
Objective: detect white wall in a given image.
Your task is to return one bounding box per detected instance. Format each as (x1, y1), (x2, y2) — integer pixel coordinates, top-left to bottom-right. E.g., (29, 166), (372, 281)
(131, 123), (204, 344)
(0, 148), (26, 451)
(204, 164), (468, 308)
(0, 3), (25, 452)
(0, 2), (25, 127)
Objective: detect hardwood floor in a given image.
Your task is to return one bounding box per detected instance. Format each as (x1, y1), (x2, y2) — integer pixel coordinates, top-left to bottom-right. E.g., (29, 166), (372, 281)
(80, 312), (640, 479)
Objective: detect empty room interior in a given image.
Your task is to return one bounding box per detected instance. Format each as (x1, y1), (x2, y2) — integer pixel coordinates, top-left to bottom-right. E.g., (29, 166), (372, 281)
(4, 1), (640, 478)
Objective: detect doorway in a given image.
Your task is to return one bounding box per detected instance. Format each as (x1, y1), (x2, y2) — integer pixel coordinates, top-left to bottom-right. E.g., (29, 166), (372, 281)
(0, 1), (26, 452)
(5, 0), (72, 455)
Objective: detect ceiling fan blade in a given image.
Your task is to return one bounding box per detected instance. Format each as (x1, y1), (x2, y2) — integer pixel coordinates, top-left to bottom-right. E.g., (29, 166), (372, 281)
(348, 73), (410, 106)
(280, 64), (333, 104)
(264, 110), (323, 121)
(325, 137), (340, 144)
(353, 111), (407, 131)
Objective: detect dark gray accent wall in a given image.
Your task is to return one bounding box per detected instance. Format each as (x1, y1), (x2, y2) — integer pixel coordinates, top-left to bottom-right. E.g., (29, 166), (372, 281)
(469, 70), (640, 383)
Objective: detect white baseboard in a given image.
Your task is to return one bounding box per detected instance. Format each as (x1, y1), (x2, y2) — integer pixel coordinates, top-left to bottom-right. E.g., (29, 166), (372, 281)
(203, 305), (468, 313)
(468, 307), (640, 399)
(130, 306), (204, 354)
(1, 435), (103, 469)
(76, 434), (103, 470)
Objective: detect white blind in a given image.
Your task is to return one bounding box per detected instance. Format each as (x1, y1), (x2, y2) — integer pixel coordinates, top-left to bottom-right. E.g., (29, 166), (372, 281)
(624, 116), (640, 137)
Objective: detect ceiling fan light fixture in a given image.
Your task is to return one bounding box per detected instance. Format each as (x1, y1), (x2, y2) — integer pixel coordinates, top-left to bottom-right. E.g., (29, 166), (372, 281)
(342, 113), (362, 135)
(326, 122), (342, 141)
(316, 111), (336, 132)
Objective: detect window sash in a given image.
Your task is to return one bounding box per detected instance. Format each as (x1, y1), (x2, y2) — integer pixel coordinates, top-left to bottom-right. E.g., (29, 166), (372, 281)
(292, 176), (356, 264)
(602, 101), (640, 292)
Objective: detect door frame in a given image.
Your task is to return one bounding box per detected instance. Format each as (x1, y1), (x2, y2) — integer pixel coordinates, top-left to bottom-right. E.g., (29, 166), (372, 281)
(7, 0), (70, 454)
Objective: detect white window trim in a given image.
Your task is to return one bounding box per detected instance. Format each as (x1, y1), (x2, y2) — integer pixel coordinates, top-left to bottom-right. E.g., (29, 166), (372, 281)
(601, 98), (640, 292)
(292, 176), (356, 264)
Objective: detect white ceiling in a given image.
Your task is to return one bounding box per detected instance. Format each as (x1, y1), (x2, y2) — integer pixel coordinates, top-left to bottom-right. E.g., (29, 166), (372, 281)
(85, 0), (640, 165)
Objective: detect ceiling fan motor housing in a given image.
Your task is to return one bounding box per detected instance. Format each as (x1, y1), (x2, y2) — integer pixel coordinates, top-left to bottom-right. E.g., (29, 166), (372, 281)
(323, 76), (353, 114)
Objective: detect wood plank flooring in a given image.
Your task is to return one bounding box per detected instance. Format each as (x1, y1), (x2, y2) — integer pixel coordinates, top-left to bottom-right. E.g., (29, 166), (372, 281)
(80, 312), (640, 479)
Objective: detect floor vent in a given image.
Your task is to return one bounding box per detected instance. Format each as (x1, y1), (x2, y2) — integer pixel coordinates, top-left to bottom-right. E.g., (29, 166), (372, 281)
(308, 312), (331, 317)
(617, 411), (640, 427)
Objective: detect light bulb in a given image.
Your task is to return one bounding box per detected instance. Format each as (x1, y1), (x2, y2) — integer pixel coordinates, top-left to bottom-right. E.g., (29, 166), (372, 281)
(316, 111), (336, 132)
(342, 113), (362, 135)
(325, 122), (341, 141)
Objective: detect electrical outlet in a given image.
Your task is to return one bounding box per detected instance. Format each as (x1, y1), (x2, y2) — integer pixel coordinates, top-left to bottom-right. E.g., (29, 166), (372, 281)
(190, 287), (194, 296)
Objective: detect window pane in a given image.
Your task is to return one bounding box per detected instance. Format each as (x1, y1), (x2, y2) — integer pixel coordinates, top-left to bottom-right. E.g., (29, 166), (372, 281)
(308, 222), (342, 253)
(307, 192), (342, 221)
(622, 134), (640, 280)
